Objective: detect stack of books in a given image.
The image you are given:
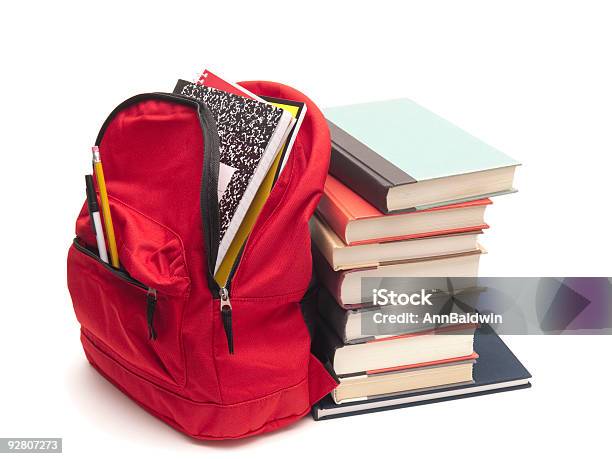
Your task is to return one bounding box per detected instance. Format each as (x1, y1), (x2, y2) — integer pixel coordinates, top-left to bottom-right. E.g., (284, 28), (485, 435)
(311, 99), (531, 420)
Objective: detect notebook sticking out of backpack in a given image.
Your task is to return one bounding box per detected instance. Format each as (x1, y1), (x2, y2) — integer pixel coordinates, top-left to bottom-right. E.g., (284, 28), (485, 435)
(173, 79), (295, 273)
(188, 71), (308, 285)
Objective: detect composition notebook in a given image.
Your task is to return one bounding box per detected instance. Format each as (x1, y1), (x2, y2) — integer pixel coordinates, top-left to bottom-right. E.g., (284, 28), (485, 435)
(312, 324), (531, 420)
(195, 69), (307, 176)
(195, 70), (307, 285)
(173, 80), (294, 274)
(324, 99), (520, 213)
(215, 94), (307, 285)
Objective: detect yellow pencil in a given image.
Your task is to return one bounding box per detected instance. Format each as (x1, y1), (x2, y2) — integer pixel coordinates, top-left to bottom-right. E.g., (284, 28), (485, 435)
(92, 146), (119, 268)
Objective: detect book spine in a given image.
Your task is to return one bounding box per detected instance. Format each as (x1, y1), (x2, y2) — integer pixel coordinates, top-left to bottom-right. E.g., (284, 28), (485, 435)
(311, 318), (343, 364)
(329, 143), (391, 213)
(312, 247), (345, 305)
(309, 217), (339, 270)
(317, 288), (350, 344)
(316, 189), (352, 245)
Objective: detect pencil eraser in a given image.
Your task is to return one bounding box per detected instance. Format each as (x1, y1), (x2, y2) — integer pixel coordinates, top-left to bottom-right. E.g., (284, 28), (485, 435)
(91, 145), (100, 161)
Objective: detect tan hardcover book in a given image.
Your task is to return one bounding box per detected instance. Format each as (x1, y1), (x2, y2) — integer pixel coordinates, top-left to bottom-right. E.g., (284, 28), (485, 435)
(310, 214), (482, 271)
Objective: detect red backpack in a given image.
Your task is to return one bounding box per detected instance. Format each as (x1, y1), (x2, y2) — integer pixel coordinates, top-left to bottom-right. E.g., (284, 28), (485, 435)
(67, 81), (337, 440)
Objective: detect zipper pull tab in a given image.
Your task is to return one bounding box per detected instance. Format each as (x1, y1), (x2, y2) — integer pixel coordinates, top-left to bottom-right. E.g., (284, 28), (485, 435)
(219, 287), (234, 354)
(146, 288), (158, 340)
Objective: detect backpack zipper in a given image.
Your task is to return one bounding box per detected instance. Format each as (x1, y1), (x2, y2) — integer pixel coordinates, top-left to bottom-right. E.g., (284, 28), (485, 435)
(215, 241), (247, 354)
(146, 288), (158, 340)
(190, 93), (238, 354)
(219, 287), (233, 353)
(73, 238), (159, 340)
(96, 92), (242, 354)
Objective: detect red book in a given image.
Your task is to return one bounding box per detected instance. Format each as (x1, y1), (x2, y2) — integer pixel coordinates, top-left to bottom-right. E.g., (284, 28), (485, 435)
(318, 175), (491, 245)
(196, 69), (262, 100)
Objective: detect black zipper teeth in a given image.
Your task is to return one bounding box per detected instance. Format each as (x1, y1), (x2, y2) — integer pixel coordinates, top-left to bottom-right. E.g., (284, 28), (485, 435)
(225, 242), (247, 292)
(196, 99), (223, 296)
(72, 238), (147, 291)
(190, 92), (245, 295)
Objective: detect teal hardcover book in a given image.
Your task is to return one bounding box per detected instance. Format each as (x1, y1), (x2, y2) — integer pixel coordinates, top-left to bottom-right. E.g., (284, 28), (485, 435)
(324, 99), (520, 213)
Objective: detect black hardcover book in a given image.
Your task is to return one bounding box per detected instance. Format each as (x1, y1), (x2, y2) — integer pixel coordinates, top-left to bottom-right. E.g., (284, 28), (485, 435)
(312, 324), (531, 420)
(317, 286), (474, 345)
(328, 121), (413, 214)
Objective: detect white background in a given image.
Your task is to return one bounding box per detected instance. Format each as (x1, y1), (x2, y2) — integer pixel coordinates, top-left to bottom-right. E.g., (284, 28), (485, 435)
(1, 0), (610, 457)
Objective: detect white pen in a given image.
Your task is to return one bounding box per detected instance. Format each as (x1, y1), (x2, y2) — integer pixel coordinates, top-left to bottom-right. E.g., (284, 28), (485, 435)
(85, 174), (109, 263)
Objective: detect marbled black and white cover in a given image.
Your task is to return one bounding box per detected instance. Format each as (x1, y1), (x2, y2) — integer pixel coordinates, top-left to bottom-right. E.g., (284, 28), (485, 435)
(173, 80), (292, 270)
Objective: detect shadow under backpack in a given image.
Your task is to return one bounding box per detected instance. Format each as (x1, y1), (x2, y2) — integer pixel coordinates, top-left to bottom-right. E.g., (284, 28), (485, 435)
(67, 81), (338, 440)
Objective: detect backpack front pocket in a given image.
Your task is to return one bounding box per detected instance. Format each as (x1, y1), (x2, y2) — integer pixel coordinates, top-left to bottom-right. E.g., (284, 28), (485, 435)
(67, 197), (190, 388)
